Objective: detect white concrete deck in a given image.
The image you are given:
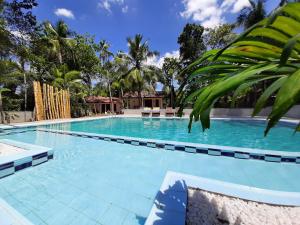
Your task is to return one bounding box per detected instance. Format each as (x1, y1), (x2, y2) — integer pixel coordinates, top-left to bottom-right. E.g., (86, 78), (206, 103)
(0, 143), (25, 157)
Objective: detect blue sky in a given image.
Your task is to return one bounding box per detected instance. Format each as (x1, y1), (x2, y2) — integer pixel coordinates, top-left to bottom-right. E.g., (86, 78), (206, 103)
(33, 0), (280, 64)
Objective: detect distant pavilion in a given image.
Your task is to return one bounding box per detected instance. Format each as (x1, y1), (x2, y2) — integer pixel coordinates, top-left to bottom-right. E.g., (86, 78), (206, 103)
(123, 91), (164, 109)
(85, 96), (122, 114)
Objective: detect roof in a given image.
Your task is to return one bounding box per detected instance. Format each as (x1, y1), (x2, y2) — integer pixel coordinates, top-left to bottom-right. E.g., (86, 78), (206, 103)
(123, 91), (164, 98)
(85, 96), (122, 104)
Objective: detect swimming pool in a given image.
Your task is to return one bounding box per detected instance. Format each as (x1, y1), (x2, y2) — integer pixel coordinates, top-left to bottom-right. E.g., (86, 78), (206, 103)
(0, 117), (299, 225)
(44, 117), (300, 152)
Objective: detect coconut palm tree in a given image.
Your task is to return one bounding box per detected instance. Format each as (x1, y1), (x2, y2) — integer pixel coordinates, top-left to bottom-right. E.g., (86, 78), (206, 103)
(123, 34), (159, 107)
(98, 40), (115, 112)
(42, 20), (75, 64)
(52, 64), (81, 89)
(237, 0), (266, 29)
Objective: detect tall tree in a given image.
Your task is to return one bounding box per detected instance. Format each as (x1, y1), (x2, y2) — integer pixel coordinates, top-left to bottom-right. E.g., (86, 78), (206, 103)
(42, 20), (74, 64)
(1, 0), (38, 118)
(123, 34), (159, 107)
(237, 0), (266, 29)
(161, 57), (181, 108)
(204, 24), (236, 49)
(98, 40), (115, 112)
(177, 23), (206, 65)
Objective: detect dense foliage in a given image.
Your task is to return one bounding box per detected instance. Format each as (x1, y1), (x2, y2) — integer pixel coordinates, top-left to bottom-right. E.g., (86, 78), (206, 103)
(185, 2), (300, 135)
(2, 0), (299, 136)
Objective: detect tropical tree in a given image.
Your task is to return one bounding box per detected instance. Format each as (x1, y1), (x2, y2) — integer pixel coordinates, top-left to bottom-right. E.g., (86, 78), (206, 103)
(177, 23), (206, 65)
(123, 34), (159, 107)
(0, 87), (10, 123)
(204, 24), (237, 49)
(161, 57), (181, 108)
(51, 65), (81, 89)
(0, 60), (23, 123)
(98, 40), (115, 112)
(184, 2), (300, 135)
(42, 20), (74, 64)
(71, 34), (100, 90)
(237, 0), (266, 29)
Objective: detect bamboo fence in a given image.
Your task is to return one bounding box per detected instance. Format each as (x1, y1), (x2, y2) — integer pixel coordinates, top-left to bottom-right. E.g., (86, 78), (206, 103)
(33, 81), (71, 121)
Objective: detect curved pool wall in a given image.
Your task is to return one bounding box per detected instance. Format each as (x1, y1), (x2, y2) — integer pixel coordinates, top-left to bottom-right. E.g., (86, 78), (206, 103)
(38, 116), (300, 152)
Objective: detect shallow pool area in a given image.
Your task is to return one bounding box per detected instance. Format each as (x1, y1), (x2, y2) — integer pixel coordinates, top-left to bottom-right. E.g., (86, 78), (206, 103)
(44, 117), (300, 152)
(0, 126), (299, 225)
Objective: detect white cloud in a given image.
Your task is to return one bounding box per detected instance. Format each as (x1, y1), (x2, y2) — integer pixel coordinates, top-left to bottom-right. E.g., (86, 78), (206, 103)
(231, 0), (251, 13)
(122, 5), (128, 13)
(98, 0), (126, 13)
(146, 50), (180, 68)
(180, 0), (251, 28)
(54, 8), (75, 19)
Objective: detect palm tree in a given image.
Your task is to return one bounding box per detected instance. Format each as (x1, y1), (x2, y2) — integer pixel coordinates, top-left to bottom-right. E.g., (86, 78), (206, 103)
(43, 20), (74, 64)
(52, 65), (81, 89)
(98, 40), (115, 112)
(237, 0), (266, 29)
(123, 34), (159, 107)
(98, 40), (113, 65)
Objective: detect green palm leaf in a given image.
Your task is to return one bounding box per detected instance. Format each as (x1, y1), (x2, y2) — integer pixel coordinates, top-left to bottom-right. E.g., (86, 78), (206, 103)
(184, 2), (300, 135)
(265, 69), (300, 135)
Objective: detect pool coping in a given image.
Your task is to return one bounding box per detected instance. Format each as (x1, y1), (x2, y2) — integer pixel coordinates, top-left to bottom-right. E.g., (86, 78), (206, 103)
(145, 171), (300, 225)
(0, 199), (33, 225)
(37, 128), (300, 164)
(0, 139), (54, 179)
(1, 114), (298, 128)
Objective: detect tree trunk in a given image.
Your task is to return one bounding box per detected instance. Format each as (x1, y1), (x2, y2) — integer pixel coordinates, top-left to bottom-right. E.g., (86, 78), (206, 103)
(58, 51), (63, 64)
(170, 85), (175, 108)
(108, 82), (114, 113)
(138, 88), (142, 108)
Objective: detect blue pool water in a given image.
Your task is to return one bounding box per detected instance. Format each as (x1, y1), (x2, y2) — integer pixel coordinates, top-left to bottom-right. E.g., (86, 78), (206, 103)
(0, 118), (299, 225)
(44, 117), (300, 152)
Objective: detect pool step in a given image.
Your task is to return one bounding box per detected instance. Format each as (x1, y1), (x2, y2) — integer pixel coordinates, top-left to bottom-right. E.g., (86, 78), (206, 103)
(0, 139), (53, 179)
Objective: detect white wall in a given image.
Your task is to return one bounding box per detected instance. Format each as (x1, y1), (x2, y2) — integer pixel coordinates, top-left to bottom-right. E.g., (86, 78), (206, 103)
(4, 105), (300, 123)
(2, 111), (34, 123)
(123, 105), (300, 119)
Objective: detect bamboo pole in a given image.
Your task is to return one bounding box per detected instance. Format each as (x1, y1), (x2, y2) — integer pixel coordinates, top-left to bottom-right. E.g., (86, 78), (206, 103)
(42, 83), (47, 119)
(50, 86), (56, 119)
(34, 81), (44, 121)
(55, 88), (60, 118)
(34, 81), (71, 120)
(67, 90), (71, 118)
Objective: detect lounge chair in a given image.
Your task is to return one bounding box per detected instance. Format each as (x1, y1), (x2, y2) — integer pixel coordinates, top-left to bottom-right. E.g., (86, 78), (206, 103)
(152, 107), (161, 117)
(165, 107), (175, 117)
(141, 107), (151, 117)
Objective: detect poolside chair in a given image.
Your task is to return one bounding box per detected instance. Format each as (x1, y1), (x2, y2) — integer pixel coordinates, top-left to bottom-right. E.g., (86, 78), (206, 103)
(152, 107), (161, 117)
(141, 107), (151, 117)
(165, 107), (175, 117)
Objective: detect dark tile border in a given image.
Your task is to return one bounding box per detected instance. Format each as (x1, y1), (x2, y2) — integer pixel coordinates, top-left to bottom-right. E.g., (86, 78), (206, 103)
(0, 142), (53, 179)
(38, 129), (300, 164)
